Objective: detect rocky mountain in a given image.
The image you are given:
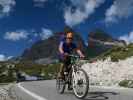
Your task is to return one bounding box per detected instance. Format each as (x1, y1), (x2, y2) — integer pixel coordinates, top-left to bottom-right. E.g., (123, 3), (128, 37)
(86, 29), (126, 58)
(22, 34), (59, 60)
(21, 28), (126, 64)
(21, 27), (86, 63)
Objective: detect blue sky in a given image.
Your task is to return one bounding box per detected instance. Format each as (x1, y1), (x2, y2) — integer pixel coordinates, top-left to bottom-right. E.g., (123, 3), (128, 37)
(0, 0), (133, 61)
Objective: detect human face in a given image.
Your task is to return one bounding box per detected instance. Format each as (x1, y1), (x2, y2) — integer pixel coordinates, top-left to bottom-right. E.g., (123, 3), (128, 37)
(66, 37), (73, 44)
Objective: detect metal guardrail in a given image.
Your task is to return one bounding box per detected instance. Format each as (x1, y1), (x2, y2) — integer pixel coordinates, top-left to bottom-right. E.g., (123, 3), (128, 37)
(8, 84), (23, 100)
(0, 84), (22, 100)
(0, 87), (9, 100)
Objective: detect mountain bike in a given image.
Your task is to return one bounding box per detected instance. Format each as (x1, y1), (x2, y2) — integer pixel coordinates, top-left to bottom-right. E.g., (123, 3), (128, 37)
(56, 55), (89, 99)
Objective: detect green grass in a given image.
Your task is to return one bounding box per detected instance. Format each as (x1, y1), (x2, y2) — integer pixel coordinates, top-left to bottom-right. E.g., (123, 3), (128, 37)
(119, 80), (133, 88)
(94, 43), (133, 62)
(1, 43), (133, 85)
(15, 62), (61, 80)
(0, 61), (61, 82)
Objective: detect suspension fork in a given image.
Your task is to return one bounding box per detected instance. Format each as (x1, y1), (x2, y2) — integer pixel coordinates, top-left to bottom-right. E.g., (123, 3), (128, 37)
(72, 65), (78, 83)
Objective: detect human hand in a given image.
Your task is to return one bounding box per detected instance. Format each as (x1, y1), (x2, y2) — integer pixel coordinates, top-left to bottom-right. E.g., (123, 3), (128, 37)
(80, 54), (85, 59)
(64, 53), (69, 56)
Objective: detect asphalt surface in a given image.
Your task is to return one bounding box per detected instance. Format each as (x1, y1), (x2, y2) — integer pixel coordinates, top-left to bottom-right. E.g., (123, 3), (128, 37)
(14, 80), (133, 100)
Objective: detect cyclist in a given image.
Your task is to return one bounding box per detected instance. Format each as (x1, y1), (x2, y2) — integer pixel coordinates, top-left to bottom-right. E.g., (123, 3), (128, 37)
(58, 31), (85, 80)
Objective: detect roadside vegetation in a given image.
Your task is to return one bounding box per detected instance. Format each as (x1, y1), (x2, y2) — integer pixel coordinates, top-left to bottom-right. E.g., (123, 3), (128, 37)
(0, 63), (16, 83)
(119, 80), (133, 88)
(96, 43), (133, 62)
(0, 61), (61, 83)
(1, 43), (133, 88)
(15, 61), (60, 80)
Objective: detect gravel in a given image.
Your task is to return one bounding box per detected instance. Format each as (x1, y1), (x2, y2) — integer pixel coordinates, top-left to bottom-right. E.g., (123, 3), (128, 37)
(0, 84), (18, 100)
(82, 56), (133, 86)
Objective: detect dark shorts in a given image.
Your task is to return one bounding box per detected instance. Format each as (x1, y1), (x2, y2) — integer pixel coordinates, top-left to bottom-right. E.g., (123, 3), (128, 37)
(59, 55), (71, 72)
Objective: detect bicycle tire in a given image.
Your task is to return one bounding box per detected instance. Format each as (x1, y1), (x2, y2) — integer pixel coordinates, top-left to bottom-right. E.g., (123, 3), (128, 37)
(72, 68), (89, 99)
(56, 76), (66, 94)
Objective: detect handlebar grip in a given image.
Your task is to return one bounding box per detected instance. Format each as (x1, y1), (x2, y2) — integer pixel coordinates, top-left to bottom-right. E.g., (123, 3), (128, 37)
(68, 54), (80, 58)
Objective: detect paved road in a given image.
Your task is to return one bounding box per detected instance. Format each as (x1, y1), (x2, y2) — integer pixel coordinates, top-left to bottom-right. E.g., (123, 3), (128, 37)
(14, 80), (133, 100)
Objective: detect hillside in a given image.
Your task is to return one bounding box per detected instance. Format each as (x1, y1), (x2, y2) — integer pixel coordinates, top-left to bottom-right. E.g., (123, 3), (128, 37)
(95, 43), (133, 62)
(22, 34), (59, 60)
(21, 27), (86, 63)
(89, 29), (113, 42)
(20, 28), (126, 64)
(86, 29), (126, 58)
(1, 43), (133, 85)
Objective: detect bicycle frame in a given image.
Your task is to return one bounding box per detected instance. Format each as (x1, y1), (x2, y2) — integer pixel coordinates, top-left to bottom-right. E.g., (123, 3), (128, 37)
(56, 54), (89, 99)
(67, 55), (81, 84)
(62, 55), (79, 82)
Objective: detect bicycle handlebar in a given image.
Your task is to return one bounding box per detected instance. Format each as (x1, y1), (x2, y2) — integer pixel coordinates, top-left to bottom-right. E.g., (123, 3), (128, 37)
(68, 54), (80, 58)
(68, 54), (88, 60)
(67, 54), (98, 63)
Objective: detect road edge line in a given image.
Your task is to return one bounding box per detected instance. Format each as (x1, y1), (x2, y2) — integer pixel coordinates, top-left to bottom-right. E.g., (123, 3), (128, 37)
(17, 83), (47, 100)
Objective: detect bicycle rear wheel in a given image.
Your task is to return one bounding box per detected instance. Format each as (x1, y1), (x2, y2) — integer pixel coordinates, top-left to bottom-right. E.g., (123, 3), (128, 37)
(56, 76), (66, 94)
(72, 68), (89, 99)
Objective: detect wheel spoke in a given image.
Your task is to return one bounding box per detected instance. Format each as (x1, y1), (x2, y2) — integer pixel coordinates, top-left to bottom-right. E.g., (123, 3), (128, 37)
(56, 78), (65, 94)
(72, 69), (89, 98)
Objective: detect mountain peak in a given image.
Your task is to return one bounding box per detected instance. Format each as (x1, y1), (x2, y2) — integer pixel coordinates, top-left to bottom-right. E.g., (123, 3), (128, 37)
(89, 29), (113, 42)
(21, 28), (86, 62)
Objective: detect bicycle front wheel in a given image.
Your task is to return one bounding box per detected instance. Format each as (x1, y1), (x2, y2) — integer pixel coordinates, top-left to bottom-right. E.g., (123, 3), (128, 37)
(72, 68), (89, 99)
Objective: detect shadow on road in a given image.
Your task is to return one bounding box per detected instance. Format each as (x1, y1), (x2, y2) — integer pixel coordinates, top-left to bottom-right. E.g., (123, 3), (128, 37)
(59, 89), (119, 100)
(83, 91), (119, 100)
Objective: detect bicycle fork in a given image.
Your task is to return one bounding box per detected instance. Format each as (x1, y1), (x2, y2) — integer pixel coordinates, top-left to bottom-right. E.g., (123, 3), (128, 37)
(72, 65), (78, 86)
(72, 65), (84, 86)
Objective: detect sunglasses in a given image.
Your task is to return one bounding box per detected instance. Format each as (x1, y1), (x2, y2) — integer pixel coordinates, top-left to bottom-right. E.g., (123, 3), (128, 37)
(67, 37), (73, 40)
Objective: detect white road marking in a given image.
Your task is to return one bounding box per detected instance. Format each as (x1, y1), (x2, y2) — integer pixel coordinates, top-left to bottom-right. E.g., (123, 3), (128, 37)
(17, 83), (48, 100)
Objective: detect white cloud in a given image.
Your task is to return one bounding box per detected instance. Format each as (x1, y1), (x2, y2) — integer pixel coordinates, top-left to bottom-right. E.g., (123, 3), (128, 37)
(4, 30), (29, 41)
(33, 0), (47, 7)
(0, 54), (6, 61)
(0, 0), (16, 17)
(119, 31), (133, 44)
(64, 0), (105, 27)
(105, 0), (133, 23)
(4, 28), (53, 41)
(40, 28), (53, 40)
(0, 54), (13, 61)
(7, 56), (13, 60)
